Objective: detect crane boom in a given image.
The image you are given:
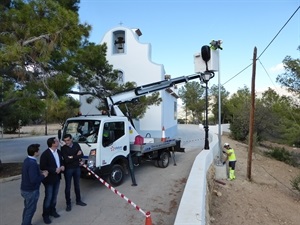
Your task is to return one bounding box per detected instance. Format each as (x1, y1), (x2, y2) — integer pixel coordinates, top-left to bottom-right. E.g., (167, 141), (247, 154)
(107, 74), (203, 106)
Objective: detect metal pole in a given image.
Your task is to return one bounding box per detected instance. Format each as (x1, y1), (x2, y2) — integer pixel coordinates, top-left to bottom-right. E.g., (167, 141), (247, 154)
(218, 50), (222, 163)
(204, 81), (209, 150)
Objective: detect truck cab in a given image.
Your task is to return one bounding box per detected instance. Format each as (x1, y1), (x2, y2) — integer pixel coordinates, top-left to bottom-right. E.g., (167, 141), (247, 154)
(60, 115), (139, 186)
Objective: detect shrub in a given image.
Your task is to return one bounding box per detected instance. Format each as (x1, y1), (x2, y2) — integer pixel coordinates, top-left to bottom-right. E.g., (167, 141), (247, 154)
(264, 147), (298, 167)
(290, 174), (300, 193)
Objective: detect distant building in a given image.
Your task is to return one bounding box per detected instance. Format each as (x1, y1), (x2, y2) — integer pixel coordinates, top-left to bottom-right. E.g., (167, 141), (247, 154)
(80, 26), (179, 138)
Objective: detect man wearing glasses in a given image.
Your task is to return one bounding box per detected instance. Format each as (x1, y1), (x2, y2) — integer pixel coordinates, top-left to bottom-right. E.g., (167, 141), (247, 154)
(61, 134), (87, 212)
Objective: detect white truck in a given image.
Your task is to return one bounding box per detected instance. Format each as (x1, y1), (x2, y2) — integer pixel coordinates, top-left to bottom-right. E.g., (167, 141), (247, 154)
(58, 73), (210, 186)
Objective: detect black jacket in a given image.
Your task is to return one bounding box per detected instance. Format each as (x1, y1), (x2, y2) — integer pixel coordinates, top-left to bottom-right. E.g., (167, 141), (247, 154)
(61, 142), (83, 169)
(40, 148), (64, 184)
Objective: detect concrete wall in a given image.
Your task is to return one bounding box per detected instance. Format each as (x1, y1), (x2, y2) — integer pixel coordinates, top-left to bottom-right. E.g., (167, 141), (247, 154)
(174, 124), (228, 225)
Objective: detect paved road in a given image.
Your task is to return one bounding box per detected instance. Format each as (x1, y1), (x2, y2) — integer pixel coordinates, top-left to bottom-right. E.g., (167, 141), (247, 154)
(0, 135), (53, 163)
(0, 124), (204, 225)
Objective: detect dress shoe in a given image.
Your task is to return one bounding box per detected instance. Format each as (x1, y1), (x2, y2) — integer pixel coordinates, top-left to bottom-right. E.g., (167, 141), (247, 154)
(76, 201), (87, 206)
(43, 216), (52, 224)
(66, 204), (72, 212)
(50, 211), (60, 218)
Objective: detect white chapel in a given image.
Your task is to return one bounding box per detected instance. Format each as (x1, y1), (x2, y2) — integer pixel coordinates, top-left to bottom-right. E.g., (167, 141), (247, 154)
(81, 26), (179, 138)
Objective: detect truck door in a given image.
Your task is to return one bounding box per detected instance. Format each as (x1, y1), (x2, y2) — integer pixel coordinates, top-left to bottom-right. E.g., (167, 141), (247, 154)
(100, 121), (129, 166)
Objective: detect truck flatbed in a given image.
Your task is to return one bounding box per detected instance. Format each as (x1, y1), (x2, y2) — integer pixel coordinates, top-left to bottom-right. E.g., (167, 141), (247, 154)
(130, 138), (183, 154)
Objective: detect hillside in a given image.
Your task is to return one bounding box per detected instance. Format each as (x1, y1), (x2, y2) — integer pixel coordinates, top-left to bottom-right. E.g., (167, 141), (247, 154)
(210, 134), (300, 225)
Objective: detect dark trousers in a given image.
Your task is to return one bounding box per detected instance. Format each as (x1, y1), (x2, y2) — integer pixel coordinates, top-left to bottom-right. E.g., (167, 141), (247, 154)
(229, 160), (237, 170)
(21, 189), (39, 225)
(42, 180), (60, 218)
(64, 167), (81, 205)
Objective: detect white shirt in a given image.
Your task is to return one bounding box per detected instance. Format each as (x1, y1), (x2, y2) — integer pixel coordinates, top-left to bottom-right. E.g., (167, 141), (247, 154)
(50, 148), (60, 168)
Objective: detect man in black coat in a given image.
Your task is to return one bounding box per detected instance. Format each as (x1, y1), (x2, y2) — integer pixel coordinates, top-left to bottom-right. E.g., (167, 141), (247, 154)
(61, 134), (87, 212)
(40, 137), (65, 224)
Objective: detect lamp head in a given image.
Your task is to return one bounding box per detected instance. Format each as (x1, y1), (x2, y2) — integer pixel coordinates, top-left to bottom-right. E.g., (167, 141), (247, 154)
(201, 71), (215, 83)
(201, 45), (211, 63)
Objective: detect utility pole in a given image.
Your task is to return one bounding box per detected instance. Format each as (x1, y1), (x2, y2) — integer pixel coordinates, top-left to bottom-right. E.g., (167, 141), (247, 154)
(247, 47), (257, 180)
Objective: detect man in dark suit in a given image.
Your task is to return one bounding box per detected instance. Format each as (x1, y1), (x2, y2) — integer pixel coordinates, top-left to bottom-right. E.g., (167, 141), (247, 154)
(40, 137), (65, 224)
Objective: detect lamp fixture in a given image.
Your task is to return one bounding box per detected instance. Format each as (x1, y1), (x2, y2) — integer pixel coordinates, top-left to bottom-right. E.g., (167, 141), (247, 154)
(202, 71), (215, 83)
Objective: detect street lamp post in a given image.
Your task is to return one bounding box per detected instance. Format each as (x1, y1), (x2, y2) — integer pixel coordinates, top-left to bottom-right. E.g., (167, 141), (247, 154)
(201, 71), (214, 150)
(195, 45), (217, 150)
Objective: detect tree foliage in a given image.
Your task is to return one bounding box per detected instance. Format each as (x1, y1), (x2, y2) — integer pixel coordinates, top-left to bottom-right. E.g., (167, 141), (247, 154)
(0, 0), (91, 129)
(46, 96), (80, 125)
(276, 46), (300, 96)
(210, 84), (230, 124)
(226, 86), (251, 141)
(0, 0), (162, 130)
(0, 0), (90, 111)
(178, 81), (205, 124)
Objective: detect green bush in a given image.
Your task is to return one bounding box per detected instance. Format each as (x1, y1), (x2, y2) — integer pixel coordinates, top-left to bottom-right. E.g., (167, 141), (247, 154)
(290, 174), (300, 193)
(264, 147), (298, 167)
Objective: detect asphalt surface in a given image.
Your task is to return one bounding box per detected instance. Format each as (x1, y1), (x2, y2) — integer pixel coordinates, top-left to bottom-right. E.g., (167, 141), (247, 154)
(0, 135), (51, 163)
(0, 124), (204, 225)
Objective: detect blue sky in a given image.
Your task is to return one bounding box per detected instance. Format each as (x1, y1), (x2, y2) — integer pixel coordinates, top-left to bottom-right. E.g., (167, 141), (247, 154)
(78, 0), (300, 95)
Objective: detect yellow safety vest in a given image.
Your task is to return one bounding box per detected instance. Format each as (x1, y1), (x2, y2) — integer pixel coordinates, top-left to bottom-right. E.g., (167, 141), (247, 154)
(227, 148), (236, 161)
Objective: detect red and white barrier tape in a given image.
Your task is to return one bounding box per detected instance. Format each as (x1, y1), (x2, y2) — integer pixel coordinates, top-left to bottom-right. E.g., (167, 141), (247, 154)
(81, 164), (149, 217)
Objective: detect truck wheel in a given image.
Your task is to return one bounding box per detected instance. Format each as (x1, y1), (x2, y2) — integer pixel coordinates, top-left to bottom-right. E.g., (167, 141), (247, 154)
(108, 164), (124, 186)
(157, 151), (169, 168)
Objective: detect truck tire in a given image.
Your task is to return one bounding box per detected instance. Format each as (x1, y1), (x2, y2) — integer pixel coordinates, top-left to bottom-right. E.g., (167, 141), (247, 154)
(108, 164), (125, 186)
(157, 151), (170, 168)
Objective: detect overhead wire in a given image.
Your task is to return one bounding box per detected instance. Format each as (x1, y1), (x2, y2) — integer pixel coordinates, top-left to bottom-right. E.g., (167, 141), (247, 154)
(222, 5), (300, 86)
(258, 59), (299, 124)
(257, 5), (300, 60)
(222, 63), (252, 86)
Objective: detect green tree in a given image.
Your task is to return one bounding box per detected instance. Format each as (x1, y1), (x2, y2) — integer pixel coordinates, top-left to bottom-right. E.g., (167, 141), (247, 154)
(178, 81), (205, 124)
(210, 84), (230, 124)
(0, 0), (90, 109)
(0, 0), (91, 129)
(225, 86), (251, 141)
(0, 0), (166, 128)
(225, 86), (300, 145)
(276, 46), (300, 96)
(255, 88), (286, 142)
(275, 46), (300, 146)
(260, 90), (300, 145)
(46, 96), (80, 125)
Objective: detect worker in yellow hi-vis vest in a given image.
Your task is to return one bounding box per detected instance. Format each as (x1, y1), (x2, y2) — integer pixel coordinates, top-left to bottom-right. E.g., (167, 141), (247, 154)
(223, 143), (237, 180)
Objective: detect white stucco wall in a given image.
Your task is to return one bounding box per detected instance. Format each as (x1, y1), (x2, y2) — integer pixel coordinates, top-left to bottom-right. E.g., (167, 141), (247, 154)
(99, 26), (178, 138)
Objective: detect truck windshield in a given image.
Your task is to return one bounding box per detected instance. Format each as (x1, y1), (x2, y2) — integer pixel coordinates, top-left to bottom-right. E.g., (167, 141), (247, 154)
(63, 120), (101, 143)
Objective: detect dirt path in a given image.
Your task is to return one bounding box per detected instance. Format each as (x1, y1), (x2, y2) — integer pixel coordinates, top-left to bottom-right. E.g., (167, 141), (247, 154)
(210, 135), (300, 225)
